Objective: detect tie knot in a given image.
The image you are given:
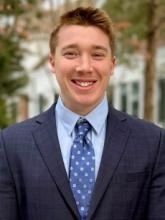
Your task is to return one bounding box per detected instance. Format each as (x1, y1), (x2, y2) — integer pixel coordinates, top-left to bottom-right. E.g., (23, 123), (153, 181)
(75, 118), (91, 137)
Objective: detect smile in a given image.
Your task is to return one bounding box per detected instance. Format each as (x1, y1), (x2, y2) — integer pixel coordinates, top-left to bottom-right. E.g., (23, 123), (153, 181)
(72, 80), (96, 87)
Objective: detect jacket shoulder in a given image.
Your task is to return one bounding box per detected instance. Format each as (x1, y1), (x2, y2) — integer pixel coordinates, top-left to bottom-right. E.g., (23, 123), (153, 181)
(111, 106), (164, 134)
(1, 103), (55, 140)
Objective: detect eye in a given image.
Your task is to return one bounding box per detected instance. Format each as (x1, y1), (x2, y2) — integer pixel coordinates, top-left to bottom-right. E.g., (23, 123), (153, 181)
(92, 52), (105, 60)
(63, 51), (78, 59)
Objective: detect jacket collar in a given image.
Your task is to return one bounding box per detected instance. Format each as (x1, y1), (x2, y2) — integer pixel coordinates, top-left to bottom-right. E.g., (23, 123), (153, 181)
(33, 102), (130, 220)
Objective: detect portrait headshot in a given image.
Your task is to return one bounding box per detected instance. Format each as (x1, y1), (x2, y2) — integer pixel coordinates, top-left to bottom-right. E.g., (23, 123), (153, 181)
(0, 5), (165, 220)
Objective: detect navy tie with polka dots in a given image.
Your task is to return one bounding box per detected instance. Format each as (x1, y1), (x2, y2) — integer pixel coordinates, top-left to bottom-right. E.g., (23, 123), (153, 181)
(69, 118), (95, 219)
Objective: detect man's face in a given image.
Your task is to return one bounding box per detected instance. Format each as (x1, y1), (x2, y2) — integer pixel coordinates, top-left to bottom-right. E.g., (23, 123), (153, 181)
(49, 25), (115, 115)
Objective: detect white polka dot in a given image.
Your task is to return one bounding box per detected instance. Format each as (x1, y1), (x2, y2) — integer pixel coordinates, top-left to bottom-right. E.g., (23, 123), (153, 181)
(73, 144), (77, 148)
(91, 167), (94, 171)
(82, 195), (86, 199)
(79, 178), (82, 182)
(86, 162), (90, 165)
(71, 155), (75, 159)
(85, 173), (89, 177)
(77, 151), (81, 154)
(73, 183), (76, 188)
(75, 161), (79, 165)
(80, 207), (85, 211)
(83, 184), (87, 188)
(92, 156), (95, 160)
(76, 201), (79, 205)
(74, 173), (78, 176)
(80, 140), (83, 144)
(82, 157), (85, 160)
(88, 190), (91, 194)
(87, 152), (91, 155)
(70, 166), (73, 170)
(80, 167), (84, 171)
(89, 179), (93, 183)
(77, 190), (81, 194)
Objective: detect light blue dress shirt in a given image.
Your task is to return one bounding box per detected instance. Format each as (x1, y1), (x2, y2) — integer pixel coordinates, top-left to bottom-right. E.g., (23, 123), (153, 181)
(55, 96), (108, 178)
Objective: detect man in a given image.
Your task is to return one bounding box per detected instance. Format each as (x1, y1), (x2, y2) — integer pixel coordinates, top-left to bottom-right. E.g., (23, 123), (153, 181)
(0, 6), (165, 220)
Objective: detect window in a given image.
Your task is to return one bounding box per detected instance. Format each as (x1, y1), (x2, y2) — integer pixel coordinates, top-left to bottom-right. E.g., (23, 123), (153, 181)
(119, 82), (140, 117)
(120, 83), (127, 113)
(131, 82), (139, 117)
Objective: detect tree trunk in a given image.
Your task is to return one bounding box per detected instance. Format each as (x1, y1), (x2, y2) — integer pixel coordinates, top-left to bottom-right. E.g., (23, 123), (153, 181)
(144, 0), (158, 122)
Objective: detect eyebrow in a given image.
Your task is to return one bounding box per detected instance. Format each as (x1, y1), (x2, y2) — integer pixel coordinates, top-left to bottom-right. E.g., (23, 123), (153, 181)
(92, 45), (108, 52)
(61, 44), (108, 52)
(62, 44), (79, 51)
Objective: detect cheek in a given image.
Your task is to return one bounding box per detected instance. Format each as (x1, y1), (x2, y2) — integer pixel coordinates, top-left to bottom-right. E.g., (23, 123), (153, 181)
(96, 62), (112, 75)
(99, 70), (111, 81)
(54, 66), (71, 88)
(100, 71), (111, 87)
(56, 61), (75, 76)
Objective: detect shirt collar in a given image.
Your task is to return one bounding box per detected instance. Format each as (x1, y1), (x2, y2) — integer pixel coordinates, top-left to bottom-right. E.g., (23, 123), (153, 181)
(85, 96), (108, 134)
(55, 95), (108, 136)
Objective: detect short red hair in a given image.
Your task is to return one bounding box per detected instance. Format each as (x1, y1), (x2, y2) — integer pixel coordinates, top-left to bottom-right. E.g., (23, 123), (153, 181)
(49, 6), (115, 56)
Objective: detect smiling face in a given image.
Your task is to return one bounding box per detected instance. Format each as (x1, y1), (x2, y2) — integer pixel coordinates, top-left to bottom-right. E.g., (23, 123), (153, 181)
(49, 25), (115, 115)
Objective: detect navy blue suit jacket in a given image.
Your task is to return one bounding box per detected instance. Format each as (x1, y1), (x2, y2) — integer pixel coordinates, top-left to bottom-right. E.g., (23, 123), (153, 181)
(0, 103), (165, 220)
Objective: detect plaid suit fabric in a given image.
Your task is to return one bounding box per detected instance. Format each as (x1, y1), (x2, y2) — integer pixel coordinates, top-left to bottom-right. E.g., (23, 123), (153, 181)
(0, 103), (165, 220)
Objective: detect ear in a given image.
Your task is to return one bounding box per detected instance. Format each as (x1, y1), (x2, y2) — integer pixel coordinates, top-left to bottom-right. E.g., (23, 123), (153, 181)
(49, 54), (56, 73)
(110, 56), (116, 76)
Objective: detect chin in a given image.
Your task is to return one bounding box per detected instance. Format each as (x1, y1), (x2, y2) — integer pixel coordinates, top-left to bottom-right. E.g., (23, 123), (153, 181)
(76, 98), (95, 106)
(77, 100), (99, 111)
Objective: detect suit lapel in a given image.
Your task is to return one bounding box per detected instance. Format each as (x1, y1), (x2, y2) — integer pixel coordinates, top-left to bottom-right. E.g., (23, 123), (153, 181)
(32, 105), (80, 219)
(31, 103), (131, 220)
(87, 106), (131, 220)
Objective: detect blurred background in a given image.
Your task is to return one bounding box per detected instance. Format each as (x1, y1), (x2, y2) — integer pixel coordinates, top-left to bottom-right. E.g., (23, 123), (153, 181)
(0, 0), (164, 129)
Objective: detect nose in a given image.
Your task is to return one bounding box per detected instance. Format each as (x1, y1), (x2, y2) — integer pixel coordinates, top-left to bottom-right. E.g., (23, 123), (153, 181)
(75, 54), (93, 73)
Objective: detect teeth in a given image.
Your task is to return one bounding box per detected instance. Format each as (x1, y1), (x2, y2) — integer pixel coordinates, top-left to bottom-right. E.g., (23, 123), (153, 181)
(76, 81), (93, 87)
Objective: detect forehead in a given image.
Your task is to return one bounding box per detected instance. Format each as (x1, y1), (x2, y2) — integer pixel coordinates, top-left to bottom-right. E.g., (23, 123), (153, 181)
(56, 25), (110, 49)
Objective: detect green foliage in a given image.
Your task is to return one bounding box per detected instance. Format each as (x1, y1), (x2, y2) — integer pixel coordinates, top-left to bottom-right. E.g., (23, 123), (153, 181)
(0, 0), (38, 128)
(103, 0), (165, 61)
(1, 0), (37, 15)
(0, 99), (16, 129)
(0, 34), (28, 93)
(103, 0), (165, 121)
(0, 33), (28, 127)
